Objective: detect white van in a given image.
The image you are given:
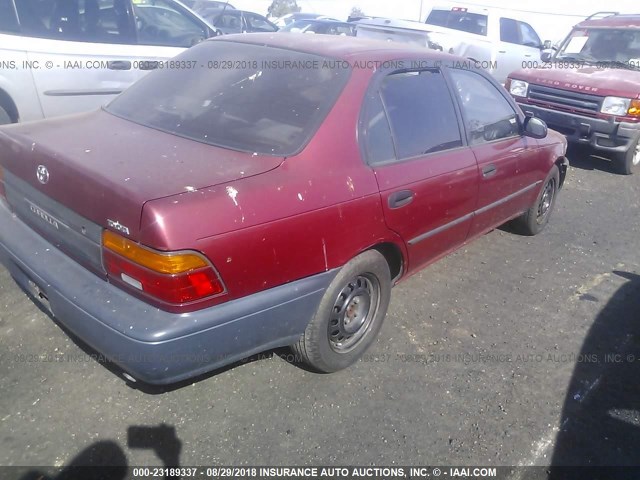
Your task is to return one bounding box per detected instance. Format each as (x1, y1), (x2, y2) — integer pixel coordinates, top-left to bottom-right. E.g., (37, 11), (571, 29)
(0, 0), (217, 124)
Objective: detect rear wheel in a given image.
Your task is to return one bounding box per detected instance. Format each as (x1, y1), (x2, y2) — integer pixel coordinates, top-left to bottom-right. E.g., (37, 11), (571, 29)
(513, 165), (559, 236)
(292, 250), (391, 372)
(613, 136), (640, 175)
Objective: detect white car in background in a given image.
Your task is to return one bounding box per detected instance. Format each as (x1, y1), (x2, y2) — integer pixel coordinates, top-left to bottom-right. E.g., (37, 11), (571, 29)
(357, 5), (549, 84)
(0, 0), (217, 124)
(273, 12), (337, 29)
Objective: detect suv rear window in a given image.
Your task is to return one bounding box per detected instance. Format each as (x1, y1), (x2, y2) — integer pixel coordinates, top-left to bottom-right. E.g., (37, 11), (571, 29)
(426, 9), (488, 36)
(106, 41), (351, 156)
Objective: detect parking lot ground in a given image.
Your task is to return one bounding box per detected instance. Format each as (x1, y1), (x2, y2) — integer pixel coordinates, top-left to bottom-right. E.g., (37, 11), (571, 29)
(1, 146), (639, 471)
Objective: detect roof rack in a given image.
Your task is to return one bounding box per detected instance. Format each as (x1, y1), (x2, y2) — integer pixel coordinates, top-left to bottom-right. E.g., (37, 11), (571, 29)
(585, 11), (619, 20)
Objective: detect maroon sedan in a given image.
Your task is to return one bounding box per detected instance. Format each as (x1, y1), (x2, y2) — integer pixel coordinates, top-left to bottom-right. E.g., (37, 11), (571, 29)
(0, 34), (568, 384)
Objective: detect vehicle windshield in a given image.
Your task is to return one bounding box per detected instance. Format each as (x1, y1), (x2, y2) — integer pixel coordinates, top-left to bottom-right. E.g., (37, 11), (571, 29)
(426, 9), (488, 36)
(105, 41), (351, 156)
(556, 28), (640, 68)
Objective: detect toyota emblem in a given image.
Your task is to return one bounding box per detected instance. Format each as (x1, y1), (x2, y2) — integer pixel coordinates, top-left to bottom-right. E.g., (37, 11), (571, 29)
(36, 165), (49, 185)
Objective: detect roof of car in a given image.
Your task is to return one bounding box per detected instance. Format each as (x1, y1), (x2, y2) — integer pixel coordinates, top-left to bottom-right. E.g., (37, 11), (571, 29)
(285, 13), (325, 18)
(212, 33), (461, 62)
(287, 19), (352, 28)
(298, 19), (352, 25)
(577, 14), (640, 29)
(215, 9), (251, 14)
(430, 5), (490, 15)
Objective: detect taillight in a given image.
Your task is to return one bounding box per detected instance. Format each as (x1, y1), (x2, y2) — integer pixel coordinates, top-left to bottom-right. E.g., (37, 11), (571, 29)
(102, 230), (226, 306)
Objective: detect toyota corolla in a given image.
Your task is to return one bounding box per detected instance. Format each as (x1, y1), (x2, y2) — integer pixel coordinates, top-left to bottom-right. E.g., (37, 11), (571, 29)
(0, 34), (568, 384)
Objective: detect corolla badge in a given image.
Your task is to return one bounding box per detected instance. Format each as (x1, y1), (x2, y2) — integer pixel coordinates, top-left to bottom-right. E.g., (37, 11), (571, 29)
(36, 165), (49, 185)
(107, 219), (130, 235)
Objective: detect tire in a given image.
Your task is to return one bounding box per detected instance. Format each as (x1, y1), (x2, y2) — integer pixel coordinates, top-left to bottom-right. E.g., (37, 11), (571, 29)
(514, 165), (560, 236)
(0, 104), (12, 125)
(292, 249), (391, 373)
(613, 136), (640, 175)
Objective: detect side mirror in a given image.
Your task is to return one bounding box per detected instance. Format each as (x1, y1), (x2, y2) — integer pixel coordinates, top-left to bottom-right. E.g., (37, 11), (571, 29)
(540, 50), (553, 62)
(543, 40), (552, 49)
(523, 115), (548, 139)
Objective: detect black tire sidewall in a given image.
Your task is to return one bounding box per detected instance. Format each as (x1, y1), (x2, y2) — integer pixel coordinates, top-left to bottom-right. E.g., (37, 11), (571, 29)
(616, 136), (639, 175)
(525, 165), (560, 235)
(301, 250), (391, 372)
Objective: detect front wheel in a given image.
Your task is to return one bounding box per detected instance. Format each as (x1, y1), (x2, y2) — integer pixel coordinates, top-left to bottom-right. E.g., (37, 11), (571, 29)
(292, 250), (391, 373)
(513, 165), (560, 236)
(613, 136), (640, 175)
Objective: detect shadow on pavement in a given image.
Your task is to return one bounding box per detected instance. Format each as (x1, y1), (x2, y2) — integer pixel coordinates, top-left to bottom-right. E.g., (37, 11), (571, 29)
(16, 423), (184, 480)
(17, 440), (127, 480)
(564, 145), (616, 174)
(127, 423), (182, 477)
(548, 270), (640, 478)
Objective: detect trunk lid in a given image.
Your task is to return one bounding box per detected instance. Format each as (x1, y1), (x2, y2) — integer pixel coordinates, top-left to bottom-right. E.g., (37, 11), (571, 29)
(0, 110), (284, 243)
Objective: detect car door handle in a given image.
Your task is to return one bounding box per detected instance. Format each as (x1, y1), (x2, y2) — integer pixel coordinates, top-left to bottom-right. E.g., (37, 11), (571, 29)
(107, 60), (132, 70)
(482, 164), (497, 178)
(388, 190), (414, 209)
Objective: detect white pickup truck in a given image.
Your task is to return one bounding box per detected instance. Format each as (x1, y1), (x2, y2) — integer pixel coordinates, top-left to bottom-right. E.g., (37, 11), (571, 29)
(356, 5), (549, 84)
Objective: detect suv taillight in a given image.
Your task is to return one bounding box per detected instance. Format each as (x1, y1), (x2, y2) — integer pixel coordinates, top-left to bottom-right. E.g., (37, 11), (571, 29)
(102, 230), (226, 306)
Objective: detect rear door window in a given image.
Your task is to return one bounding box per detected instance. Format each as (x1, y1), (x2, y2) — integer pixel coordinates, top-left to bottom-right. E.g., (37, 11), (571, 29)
(14, 0), (135, 43)
(499, 18), (520, 44)
(426, 9), (487, 36)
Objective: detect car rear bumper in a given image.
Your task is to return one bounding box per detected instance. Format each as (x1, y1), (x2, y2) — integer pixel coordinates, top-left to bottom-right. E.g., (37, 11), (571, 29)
(517, 103), (640, 153)
(0, 199), (336, 385)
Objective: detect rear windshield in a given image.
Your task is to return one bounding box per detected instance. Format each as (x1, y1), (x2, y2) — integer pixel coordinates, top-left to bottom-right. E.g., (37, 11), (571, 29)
(105, 41), (351, 156)
(426, 9), (488, 36)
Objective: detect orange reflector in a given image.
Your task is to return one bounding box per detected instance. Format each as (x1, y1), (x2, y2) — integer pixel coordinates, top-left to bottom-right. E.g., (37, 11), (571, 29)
(628, 100), (640, 116)
(102, 230), (208, 274)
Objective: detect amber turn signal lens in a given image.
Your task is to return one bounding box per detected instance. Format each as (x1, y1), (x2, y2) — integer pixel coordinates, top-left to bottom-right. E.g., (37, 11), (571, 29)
(102, 230), (208, 274)
(628, 100), (640, 116)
